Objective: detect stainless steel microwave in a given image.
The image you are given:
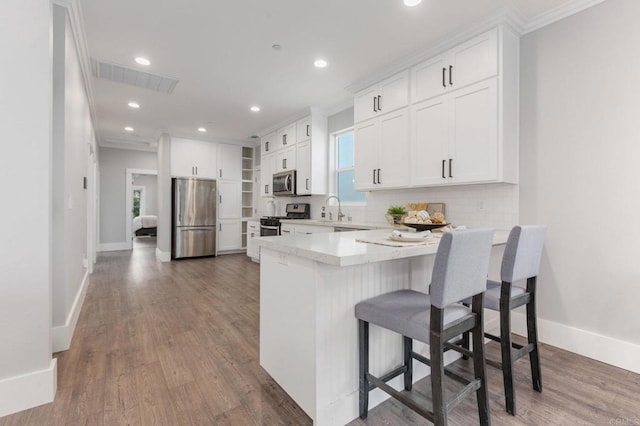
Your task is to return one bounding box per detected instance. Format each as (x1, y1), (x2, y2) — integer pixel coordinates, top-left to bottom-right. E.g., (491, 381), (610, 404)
(273, 170), (296, 196)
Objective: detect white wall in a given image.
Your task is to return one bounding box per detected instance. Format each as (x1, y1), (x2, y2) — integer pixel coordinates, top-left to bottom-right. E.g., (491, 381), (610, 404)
(50, 5), (94, 353)
(519, 0), (640, 369)
(0, 0), (57, 416)
(133, 174), (158, 215)
(98, 147), (157, 246)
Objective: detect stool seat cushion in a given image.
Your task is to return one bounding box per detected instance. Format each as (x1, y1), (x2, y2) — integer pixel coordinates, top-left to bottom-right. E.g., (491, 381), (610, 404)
(483, 280), (526, 311)
(355, 289), (471, 344)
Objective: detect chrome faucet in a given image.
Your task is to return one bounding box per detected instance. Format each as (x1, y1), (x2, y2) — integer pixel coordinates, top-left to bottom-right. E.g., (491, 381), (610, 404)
(325, 195), (345, 222)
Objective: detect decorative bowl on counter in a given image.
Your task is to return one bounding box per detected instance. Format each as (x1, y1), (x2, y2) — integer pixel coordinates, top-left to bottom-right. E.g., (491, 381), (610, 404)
(402, 222), (448, 231)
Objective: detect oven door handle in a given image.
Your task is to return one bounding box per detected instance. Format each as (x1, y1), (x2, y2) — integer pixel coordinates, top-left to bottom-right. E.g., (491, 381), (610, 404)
(284, 175), (292, 191)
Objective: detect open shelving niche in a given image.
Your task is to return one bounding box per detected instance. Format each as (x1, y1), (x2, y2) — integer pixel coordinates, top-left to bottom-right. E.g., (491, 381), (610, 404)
(241, 146), (255, 248)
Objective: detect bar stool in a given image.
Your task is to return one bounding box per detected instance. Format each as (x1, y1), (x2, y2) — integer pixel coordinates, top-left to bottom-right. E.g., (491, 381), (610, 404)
(462, 225), (546, 416)
(355, 228), (494, 425)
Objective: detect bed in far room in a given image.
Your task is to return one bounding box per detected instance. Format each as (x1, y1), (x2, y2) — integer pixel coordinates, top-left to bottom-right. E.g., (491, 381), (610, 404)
(133, 215), (157, 236)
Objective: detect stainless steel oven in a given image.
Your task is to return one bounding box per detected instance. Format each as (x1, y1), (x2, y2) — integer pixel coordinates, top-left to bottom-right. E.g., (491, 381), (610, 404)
(273, 170), (296, 196)
(260, 218), (281, 236)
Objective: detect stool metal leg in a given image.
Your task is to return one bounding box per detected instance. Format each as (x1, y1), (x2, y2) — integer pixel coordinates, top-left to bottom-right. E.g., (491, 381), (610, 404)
(500, 281), (516, 416)
(358, 319), (370, 419)
(403, 336), (413, 391)
(526, 277), (542, 393)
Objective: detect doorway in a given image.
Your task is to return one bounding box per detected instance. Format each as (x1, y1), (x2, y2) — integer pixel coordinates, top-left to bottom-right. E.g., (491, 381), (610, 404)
(125, 168), (158, 250)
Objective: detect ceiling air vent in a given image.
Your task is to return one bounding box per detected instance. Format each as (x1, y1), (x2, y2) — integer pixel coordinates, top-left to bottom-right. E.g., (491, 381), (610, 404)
(91, 58), (179, 94)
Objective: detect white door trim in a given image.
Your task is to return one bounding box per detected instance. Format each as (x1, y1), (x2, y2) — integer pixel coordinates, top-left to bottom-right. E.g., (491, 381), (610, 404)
(125, 168), (157, 249)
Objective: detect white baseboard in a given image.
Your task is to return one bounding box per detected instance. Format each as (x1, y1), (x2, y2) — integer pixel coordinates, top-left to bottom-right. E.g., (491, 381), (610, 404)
(511, 312), (640, 374)
(52, 270), (89, 353)
(98, 241), (130, 252)
(0, 359), (57, 418)
(156, 248), (170, 262)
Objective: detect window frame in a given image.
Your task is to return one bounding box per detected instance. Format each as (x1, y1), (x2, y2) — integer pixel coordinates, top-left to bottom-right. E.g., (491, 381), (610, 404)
(329, 127), (366, 206)
(132, 185), (146, 217)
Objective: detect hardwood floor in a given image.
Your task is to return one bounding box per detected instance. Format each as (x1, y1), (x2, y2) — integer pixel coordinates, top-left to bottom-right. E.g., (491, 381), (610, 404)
(1, 245), (639, 425)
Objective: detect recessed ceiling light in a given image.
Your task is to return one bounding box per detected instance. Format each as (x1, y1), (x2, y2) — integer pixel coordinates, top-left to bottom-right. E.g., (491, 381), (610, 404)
(128, 102), (140, 109)
(124, 126), (134, 132)
(250, 106), (261, 112)
(403, 0), (422, 6)
(314, 59), (328, 68)
(272, 44), (282, 51)
(134, 56), (150, 66)
(198, 127), (207, 132)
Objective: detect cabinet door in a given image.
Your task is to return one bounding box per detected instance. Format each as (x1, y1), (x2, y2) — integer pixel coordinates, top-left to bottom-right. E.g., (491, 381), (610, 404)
(449, 79), (498, 184)
(377, 109), (409, 189)
(411, 96), (450, 186)
(276, 146), (296, 172)
(412, 54), (449, 103)
(262, 131), (276, 154)
(218, 220), (242, 251)
(450, 28), (498, 91)
(296, 141), (311, 195)
(280, 223), (295, 236)
(354, 119), (379, 191)
(193, 140), (218, 179)
(218, 180), (241, 219)
(378, 70), (409, 115)
(354, 85), (379, 124)
(246, 222), (260, 259)
(171, 138), (196, 177)
(296, 116), (312, 142)
(277, 123), (297, 150)
(217, 144), (242, 180)
(261, 153), (276, 196)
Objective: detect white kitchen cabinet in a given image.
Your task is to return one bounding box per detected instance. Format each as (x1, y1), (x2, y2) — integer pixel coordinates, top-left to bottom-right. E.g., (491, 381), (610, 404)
(276, 123), (297, 151)
(280, 223), (295, 236)
(411, 79), (499, 186)
(276, 146), (296, 173)
(217, 220), (242, 252)
(296, 116), (312, 142)
(171, 137), (217, 179)
(296, 141), (311, 195)
(354, 109), (409, 191)
(412, 28), (498, 104)
(217, 144), (242, 181)
(218, 180), (241, 219)
(261, 152), (276, 197)
(262, 131), (276, 155)
(246, 220), (260, 260)
(354, 70), (409, 123)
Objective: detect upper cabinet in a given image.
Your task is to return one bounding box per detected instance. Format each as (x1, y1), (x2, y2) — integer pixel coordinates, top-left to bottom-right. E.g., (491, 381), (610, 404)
(262, 131), (276, 154)
(296, 116), (312, 143)
(354, 70), (409, 123)
(412, 28), (498, 104)
(353, 25), (519, 190)
(354, 109), (409, 191)
(171, 138), (218, 179)
(217, 144), (242, 181)
(260, 109), (328, 197)
(276, 123), (297, 151)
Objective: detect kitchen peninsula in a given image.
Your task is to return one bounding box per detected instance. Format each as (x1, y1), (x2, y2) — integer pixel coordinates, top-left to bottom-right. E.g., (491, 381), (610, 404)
(257, 229), (509, 425)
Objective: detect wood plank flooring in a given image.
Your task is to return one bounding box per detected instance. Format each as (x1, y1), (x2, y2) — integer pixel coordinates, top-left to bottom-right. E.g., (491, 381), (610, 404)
(1, 243), (639, 425)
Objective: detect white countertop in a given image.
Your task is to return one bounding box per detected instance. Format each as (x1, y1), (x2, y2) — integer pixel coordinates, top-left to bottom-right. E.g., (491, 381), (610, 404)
(256, 229), (510, 267)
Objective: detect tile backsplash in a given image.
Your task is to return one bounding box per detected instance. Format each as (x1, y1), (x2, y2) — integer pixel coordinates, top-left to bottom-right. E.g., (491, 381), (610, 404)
(265, 183), (519, 230)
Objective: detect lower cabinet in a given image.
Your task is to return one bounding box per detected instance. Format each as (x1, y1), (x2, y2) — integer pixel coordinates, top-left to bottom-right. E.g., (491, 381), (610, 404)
(246, 220), (260, 260)
(217, 220), (242, 252)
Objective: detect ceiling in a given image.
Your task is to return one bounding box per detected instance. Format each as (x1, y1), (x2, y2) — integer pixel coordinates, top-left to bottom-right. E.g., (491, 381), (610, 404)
(81, 0), (578, 149)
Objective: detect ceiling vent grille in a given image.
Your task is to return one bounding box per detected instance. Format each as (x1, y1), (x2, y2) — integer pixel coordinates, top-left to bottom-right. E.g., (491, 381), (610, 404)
(91, 58), (179, 94)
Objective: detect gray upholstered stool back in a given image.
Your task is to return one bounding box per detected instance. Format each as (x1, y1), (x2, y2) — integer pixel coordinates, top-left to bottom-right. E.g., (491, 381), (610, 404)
(501, 225), (547, 283)
(430, 228), (494, 309)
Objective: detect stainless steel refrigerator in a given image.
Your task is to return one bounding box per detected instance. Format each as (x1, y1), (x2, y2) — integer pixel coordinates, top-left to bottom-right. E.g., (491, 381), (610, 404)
(172, 178), (216, 259)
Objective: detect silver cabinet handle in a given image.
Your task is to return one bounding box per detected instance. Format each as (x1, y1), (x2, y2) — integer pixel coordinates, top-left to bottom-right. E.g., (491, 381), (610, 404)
(219, 195), (222, 204)
(220, 169), (222, 178)
(306, 178), (309, 190)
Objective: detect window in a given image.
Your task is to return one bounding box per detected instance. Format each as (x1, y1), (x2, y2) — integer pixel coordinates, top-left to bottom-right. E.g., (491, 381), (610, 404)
(334, 130), (366, 203)
(132, 186), (145, 217)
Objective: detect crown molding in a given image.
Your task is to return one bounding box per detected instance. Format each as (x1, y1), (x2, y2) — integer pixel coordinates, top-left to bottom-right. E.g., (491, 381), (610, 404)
(522, 0), (609, 34)
(52, 0), (99, 148)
